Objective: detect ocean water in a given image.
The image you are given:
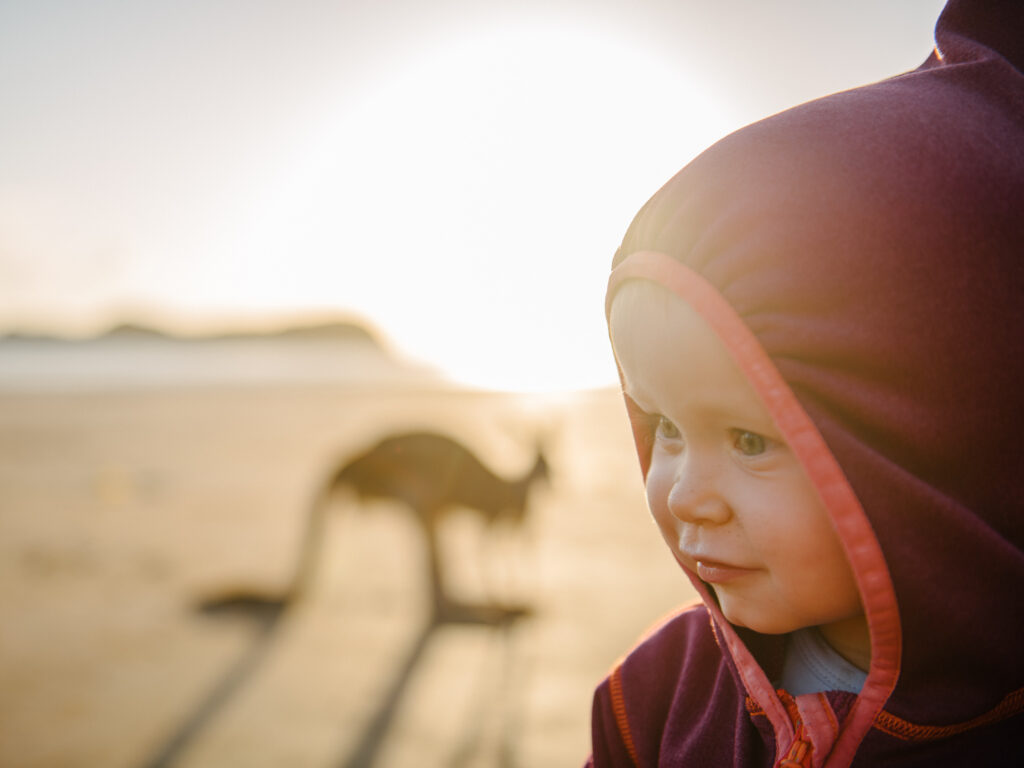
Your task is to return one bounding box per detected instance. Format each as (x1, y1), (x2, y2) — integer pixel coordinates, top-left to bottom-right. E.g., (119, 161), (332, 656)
(0, 336), (438, 390)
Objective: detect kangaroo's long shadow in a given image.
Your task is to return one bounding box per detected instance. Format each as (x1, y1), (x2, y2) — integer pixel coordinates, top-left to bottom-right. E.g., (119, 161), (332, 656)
(136, 594), (288, 768)
(338, 600), (531, 768)
(135, 595), (530, 768)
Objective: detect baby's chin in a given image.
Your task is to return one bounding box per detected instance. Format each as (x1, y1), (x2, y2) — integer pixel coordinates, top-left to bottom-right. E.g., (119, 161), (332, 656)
(712, 594), (806, 636)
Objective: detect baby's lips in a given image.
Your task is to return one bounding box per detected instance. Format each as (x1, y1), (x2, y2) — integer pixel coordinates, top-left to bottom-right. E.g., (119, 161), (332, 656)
(687, 556), (759, 584)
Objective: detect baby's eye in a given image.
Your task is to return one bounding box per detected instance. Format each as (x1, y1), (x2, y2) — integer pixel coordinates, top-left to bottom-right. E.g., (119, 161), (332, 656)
(656, 416), (681, 440)
(731, 429), (768, 456)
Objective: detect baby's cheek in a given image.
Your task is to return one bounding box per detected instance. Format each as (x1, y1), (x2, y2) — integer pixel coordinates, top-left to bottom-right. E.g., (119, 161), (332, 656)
(645, 469), (678, 545)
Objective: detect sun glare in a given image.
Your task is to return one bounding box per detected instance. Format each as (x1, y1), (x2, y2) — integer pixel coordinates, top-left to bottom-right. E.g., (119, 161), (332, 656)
(229, 20), (735, 391)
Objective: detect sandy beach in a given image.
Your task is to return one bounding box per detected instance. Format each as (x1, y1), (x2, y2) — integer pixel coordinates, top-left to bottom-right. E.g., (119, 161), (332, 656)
(0, 372), (695, 768)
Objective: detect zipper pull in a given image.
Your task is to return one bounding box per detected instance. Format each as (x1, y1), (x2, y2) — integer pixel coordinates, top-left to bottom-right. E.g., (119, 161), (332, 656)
(778, 737), (812, 768)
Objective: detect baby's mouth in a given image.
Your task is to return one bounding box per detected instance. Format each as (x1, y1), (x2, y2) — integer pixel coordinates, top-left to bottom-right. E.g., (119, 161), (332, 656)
(686, 556), (758, 584)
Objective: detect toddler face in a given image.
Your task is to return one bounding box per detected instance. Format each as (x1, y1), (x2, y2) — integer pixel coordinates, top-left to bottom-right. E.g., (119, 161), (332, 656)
(610, 281), (864, 640)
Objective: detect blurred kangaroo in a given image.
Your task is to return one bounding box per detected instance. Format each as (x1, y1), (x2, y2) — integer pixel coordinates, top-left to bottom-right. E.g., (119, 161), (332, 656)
(291, 431), (549, 620)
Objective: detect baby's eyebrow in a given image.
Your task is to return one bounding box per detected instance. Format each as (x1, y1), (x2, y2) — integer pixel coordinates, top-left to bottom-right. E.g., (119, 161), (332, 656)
(709, 405), (781, 431)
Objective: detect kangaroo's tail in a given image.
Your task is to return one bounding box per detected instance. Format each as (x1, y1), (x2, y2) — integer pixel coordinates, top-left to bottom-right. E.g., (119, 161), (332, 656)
(286, 469), (348, 601)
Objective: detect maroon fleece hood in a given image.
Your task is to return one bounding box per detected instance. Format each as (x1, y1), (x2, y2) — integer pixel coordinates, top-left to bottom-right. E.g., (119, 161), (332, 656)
(591, 1), (1024, 766)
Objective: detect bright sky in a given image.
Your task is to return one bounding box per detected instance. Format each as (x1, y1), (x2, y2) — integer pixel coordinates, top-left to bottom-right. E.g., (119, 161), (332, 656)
(0, 0), (946, 391)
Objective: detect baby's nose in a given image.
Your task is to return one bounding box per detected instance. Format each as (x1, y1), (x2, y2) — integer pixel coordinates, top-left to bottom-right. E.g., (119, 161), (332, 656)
(666, 463), (731, 525)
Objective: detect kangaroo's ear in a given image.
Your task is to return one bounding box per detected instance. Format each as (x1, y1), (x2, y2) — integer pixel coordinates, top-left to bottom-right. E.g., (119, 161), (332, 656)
(532, 437), (548, 470)
(531, 433), (555, 487)
(534, 419), (562, 461)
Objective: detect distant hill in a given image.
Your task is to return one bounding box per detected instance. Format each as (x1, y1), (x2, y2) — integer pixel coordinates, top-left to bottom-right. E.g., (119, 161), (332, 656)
(247, 322), (379, 344)
(0, 317), (443, 389)
(2, 319), (382, 347)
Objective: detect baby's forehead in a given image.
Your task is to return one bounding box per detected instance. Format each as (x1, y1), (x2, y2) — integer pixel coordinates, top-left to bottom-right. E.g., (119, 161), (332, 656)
(610, 277), (770, 408)
(609, 278), (684, 323)
(609, 279), (710, 348)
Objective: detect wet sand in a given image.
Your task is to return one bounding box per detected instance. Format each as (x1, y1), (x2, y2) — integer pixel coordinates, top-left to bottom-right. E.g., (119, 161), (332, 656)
(0, 384), (695, 767)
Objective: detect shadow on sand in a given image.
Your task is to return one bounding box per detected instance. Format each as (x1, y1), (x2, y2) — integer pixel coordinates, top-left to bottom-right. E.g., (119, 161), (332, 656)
(337, 600), (531, 768)
(135, 595), (531, 768)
